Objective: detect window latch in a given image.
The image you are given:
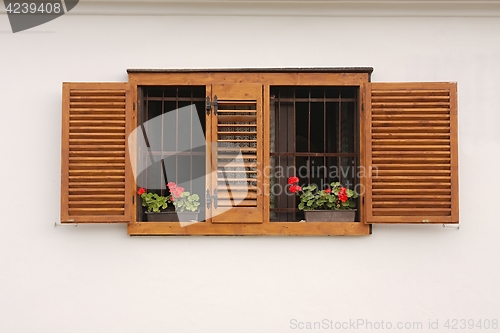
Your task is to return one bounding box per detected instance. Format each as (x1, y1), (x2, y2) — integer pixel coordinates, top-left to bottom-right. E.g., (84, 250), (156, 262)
(206, 95), (218, 115)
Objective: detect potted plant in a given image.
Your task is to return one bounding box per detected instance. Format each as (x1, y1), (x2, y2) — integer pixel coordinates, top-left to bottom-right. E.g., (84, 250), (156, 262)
(288, 176), (358, 222)
(138, 182), (200, 222)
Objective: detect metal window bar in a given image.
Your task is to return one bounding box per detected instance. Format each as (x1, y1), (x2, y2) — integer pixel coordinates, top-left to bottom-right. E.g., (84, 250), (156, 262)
(270, 86), (359, 222)
(140, 86), (206, 215)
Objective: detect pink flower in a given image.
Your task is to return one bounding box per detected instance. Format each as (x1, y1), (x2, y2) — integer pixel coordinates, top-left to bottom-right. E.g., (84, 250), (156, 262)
(171, 186), (185, 198)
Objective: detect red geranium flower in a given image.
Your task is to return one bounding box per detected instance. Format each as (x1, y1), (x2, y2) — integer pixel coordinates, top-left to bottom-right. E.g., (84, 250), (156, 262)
(290, 185), (302, 193)
(338, 187), (348, 202)
(324, 188), (331, 193)
(167, 182), (177, 189)
(137, 188), (146, 195)
(288, 176), (299, 185)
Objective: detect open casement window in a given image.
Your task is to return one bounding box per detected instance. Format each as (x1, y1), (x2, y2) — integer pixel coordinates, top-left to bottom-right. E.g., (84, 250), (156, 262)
(60, 69), (459, 235)
(365, 82), (459, 223)
(60, 82), (132, 223)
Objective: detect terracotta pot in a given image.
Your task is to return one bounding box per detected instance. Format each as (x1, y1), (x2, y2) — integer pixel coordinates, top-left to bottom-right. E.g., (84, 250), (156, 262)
(304, 209), (357, 222)
(145, 210), (199, 222)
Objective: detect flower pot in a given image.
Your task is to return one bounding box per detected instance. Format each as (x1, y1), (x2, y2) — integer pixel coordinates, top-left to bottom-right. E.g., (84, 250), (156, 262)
(304, 209), (357, 222)
(145, 210), (199, 222)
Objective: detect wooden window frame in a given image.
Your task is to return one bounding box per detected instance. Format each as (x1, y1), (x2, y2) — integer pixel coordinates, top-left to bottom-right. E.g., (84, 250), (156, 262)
(60, 68), (458, 236)
(126, 69), (372, 235)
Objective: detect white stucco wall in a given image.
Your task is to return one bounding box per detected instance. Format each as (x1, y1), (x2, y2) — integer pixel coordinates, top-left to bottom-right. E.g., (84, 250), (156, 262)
(1, 2), (499, 332)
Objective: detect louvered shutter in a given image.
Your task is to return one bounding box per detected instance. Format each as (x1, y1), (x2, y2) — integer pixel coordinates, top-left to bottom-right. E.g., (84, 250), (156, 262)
(61, 83), (132, 223)
(209, 84), (264, 223)
(365, 82), (458, 223)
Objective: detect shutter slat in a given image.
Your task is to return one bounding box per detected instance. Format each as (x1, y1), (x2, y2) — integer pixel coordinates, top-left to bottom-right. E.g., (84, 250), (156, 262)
(372, 89), (449, 96)
(69, 194), (125, 201)
(372, 145), (451, 151)
(372, 127), (450, 133)
(217, 200), (257, 207)
(373, 194), (451, 198)
(366, 82), (458, 223)
(372, 133), (450, 139)
(217, 147), (257, 152)
(373, 201), (451, 207)
(216, 98), (258, 209)
(69, 188), (125, 195)
(372, 114), (450, 120)
(373, 157), (450, 163)
(61, 82), (131, 223)
(373, 108), (450, 114)
(373, 139), (450, 145)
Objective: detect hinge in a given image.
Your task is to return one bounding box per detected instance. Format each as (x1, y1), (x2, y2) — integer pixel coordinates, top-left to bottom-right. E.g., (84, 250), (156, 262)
(361, 102), (364, 112)
(205, 189), (218, 208)
(206, 189), (212, 209)
(132, 196), (135, 204)
(213, 189), (218, 209)
(213, 96), (218, 115)
(205, 95), (218, 115)
(206, 97), (211, 115)
(133, 102), (136, 111)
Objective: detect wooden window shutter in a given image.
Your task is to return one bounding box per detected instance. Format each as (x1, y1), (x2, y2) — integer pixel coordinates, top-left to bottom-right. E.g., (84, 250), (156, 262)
(365, 82), (458, 223)
(209, 84), (264, 223)
(61, 82), (132, 223)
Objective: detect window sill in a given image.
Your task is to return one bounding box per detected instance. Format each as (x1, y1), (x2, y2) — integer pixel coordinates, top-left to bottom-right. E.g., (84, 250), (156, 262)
(127, 221), (371, 236)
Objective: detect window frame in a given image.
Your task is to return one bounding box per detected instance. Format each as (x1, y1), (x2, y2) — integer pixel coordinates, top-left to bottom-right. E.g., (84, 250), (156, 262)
(127, 69), (373, 235)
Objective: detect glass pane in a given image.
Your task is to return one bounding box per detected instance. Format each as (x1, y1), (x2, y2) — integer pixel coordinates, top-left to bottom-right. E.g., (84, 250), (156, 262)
(295, 102), (308, 152)
(295, 87), (309, 99)
(310, 87), (324, 99)
(139, 86), (206, 221)
(326, 156), (339, 184)
(310, 102), (324, 153)
(325, 102), (338, 153)
(340, 102), (355, 153)
(269, 86), (358, 222)
(339, 156), (356, 188)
